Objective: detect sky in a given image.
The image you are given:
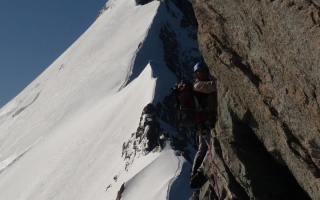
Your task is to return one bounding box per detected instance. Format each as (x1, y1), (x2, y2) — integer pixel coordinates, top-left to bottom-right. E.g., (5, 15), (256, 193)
(0, 0), (108, 108)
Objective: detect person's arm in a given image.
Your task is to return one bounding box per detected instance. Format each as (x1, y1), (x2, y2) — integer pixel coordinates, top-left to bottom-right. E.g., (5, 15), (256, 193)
(193, 80), (217, 93)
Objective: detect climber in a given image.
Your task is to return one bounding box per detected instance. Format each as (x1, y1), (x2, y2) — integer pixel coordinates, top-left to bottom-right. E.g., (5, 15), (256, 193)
(189, 61), (218, 189)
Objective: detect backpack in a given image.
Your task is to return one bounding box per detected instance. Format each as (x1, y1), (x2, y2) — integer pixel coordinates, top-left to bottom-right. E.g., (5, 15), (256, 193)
(173, 80), (196, 127)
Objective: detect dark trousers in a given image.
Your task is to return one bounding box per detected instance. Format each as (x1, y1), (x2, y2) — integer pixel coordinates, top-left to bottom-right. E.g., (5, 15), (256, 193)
(191, 130), (211, 177)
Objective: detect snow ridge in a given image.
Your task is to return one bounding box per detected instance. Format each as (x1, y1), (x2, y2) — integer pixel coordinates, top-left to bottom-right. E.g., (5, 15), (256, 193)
(0, 0), (200, 199)
(0, 137), (42, 174)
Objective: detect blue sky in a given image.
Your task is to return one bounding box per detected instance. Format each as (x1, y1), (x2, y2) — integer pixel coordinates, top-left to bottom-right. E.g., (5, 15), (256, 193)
(0, 0), (107, 108)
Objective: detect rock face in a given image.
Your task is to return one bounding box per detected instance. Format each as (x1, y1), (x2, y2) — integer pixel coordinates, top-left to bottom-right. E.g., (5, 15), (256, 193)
(189, 0), (320, 199)
(122, 103), (161, 171)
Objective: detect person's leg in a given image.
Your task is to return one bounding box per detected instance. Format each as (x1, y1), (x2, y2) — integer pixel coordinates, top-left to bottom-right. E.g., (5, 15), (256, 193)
(197, 132), (211, 173)
(191, 133), (208, 177)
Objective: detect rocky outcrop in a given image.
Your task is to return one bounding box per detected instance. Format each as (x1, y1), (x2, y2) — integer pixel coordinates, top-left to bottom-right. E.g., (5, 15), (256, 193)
(159, 0), (202, 78)
(136, 0), (154, 5)
(189, 0), (320, 199)
(115, 183), (125, 200)
(122, 104), (161, 171)
(96, 4), (108, 19)
(169, 0), (198, 26)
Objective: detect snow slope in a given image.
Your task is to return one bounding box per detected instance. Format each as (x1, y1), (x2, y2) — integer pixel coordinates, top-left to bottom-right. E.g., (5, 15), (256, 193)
(0, 0), (196, 199)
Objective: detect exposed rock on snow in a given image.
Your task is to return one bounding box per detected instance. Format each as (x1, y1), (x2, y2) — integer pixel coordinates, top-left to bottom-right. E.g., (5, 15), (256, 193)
(122, 103), (195, 172)
(115, 183), (125, 200)
(122, 103), (162, 171)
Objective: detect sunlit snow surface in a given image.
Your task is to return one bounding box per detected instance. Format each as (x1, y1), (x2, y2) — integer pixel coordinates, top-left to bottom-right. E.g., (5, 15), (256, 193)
(0, 0), (196, 199)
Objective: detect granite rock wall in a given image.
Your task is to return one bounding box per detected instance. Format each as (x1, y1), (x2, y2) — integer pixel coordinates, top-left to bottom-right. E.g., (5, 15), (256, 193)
(189, 0), (320, 199)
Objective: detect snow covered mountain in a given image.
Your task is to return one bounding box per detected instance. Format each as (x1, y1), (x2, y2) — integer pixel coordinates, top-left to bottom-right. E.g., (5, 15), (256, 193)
(0, 0), (202, 199)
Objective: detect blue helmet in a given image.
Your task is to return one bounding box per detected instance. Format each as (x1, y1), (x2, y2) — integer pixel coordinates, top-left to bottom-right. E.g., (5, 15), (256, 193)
(193, 62), (209, 73)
